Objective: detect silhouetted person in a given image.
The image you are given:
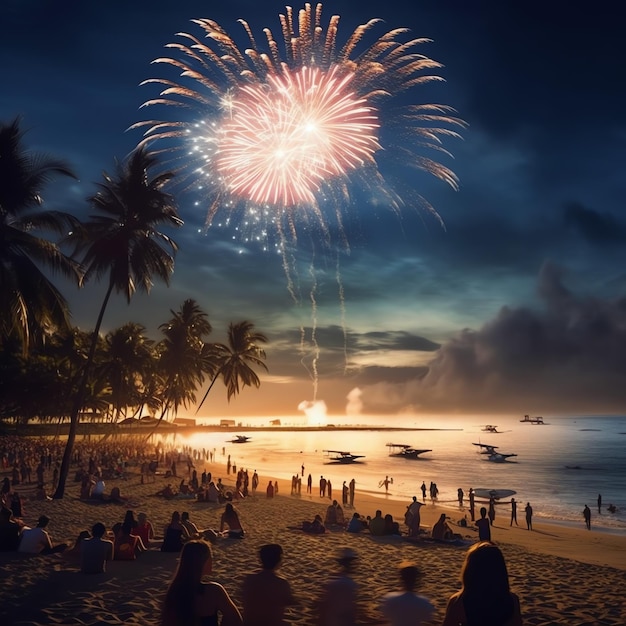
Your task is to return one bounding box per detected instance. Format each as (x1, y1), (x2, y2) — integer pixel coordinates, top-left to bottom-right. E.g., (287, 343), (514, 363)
(468, 487), (475, 521)
(475, 507), (491, 542)
(583, 504), (591, 530)
(597, 494), (602, 515)
(525, 502), (533, 531)
(510, 498), (518, 526)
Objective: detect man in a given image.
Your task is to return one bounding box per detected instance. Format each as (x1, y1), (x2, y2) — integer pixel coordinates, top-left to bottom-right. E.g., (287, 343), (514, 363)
(406, 496), (424, 537)
(525, 502), (533, 531)
(19, 515), (67, 554)
(81, 522), (113, 574)
(242, 543), (296, 626)
(475, 507), (491, 541)
(380, 561), (434, 626)
(468, 487), (475, 521)
(510, 497), (518, 526)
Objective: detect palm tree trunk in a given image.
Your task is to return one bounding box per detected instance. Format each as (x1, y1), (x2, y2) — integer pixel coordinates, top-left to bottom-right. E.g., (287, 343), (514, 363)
(195, 370), (221, 414)
(53, 280), (114, 499)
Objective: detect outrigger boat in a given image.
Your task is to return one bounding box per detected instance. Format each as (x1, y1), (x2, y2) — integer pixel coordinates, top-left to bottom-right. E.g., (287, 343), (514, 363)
(520, 414), (545, 424)
(387, 443), (432, 459)
(323, 450), (365, 464)
(230, 435), (251, 443)
(472, 442), (517, 463)
(481, 425), (500, 433)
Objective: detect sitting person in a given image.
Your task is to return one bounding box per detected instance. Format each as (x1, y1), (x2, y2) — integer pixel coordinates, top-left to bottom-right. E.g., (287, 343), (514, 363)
(302, 514), (326, 534)
(81, 522), (113, 574)
(63, 530), (91, 560)
(113, 520), (146, 560)
(369, 510), (386, 536)
(432, 513), (454, 541)
(161, 511), (189, 552)
(384, 514), (401, 536)
(0, 506), (21, 551)
(135, 512), (155, 548)
(346, 512), (367, 534)
(220, 503), (245, 538)
(181, 511), (218, 543)
(109, 486), (127, 504)
(206, 481), (220, 503)
(324, 500), (346, 527)
(18, 515), (68, 554)
(92, 476), (106, 500)
(155, 484), (176, 499)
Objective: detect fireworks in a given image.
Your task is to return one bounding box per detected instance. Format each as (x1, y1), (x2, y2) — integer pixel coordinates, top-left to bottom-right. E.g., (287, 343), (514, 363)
(133, 3), (464, 243)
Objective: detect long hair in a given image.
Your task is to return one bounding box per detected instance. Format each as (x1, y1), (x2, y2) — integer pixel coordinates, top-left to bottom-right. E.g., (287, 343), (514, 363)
(162, 540), (211, 626)
(460, 542), (514, 625)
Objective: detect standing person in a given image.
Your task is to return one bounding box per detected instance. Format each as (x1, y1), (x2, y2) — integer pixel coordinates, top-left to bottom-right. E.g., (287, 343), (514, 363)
(251, 470), (259, 494)
(342, 481), (348, 506)
(307, 474), (312, 494)
(468, 488), (475, 521)
(381, 476), (392, 493)
(583, 504), (591, 530)
(327, 479), (332, 500)
(457, 487), (464, 506)
(420, 481), (427, 502)
(266, 481), (274, 499)
(441, 542), (523, 626)
(525, 502), (533, 531)
(597, 494), (602, 515)
(406, 496), (424, 538)
(380, 560), (434, 626)
(316, 547), (359, 626)
(349, 478), (356, 507)
(242, 543), (295, 626)
(475, 507), (491, 542)
(301, 463), (305, 477)
(510, 498), (518, 526)
(162, 540), (242, 626)
(320, 476), (327, 497)
(80, 522), (113, 574)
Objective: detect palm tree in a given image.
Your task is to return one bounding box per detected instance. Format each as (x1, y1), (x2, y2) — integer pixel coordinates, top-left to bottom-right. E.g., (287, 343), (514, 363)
(53, 147), (182, 498)
(155, 299), (214, 425)
(196, 320), (268, 413)
(98, 323), (155, 424)
(0, 117), (81, 352)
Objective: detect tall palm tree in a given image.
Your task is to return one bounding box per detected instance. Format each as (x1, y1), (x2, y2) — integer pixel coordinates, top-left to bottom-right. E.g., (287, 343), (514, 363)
(196, 320), (268, 413)
(53, 147), (182, 498)
(98, 322), (155, 424)
(156, 299), (214, 423)
(0, 117), (81, 352)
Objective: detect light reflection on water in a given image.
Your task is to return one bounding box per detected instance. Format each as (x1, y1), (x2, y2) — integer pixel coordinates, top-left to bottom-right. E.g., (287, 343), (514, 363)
(166, 414), (626, 532)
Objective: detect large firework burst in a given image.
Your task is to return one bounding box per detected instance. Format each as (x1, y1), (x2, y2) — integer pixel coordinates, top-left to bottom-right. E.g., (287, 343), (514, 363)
(133, 3), (465, 246)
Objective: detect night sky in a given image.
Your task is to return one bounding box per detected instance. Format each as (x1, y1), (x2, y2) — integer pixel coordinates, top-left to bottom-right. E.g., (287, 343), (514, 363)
(2, 0), (626, 418)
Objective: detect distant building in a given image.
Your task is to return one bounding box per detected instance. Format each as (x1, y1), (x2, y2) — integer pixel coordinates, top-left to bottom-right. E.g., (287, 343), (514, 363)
(270, 419), (281, 426)
(220, 419), (236, 427)
(173, 418), (196, 427)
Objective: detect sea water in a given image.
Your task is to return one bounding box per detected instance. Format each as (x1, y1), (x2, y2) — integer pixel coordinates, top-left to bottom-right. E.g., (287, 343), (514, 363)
(170, 414), (626, 532)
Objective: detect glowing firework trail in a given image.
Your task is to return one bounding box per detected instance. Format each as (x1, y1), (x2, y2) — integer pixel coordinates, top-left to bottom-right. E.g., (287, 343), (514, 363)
(133, 3), (464, 394)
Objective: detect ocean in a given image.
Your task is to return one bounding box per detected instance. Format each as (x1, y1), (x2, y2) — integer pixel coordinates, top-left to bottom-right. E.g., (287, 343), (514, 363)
(166, 413), (626, 533)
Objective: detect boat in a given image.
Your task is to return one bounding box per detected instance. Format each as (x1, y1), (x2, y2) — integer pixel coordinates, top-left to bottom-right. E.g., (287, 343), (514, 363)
(323, 450), (365, 464)
(520, 414), (545, 424)
(230, 435), (251, 443)
(387, 443), (432, 459)
(472, 442), (518, 463)
(473, 488), (516, 500)
(481, 425), (500, 433)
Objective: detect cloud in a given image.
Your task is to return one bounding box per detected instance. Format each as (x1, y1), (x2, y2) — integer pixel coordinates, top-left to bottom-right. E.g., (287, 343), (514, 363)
(358, 262), (626, 414)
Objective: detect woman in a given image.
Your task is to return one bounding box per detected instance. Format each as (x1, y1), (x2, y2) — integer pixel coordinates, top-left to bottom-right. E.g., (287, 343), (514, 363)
(220, 503), (245, 538)
(442, 542), (522, 626)
(135, 512), (155, 548)
(162, 540), (242, 626)
(161, 511), (188, 552)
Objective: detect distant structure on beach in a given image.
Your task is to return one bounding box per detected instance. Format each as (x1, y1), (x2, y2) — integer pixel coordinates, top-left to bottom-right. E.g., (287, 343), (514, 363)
(520, 415), (545, 425)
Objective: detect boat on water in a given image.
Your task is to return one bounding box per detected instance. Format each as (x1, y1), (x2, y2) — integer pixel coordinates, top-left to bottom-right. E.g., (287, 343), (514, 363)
(472, 442), (518, 463)
(481, 424), (500, 433)
(323, 450), (365, 464)
(230, 435), (251, 443)
(520, 414), (546, 424)
(387, 443), (432, 459)
(473, 488), (517, 500)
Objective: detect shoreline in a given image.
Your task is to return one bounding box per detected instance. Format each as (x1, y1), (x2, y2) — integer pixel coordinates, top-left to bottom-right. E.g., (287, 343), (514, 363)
(2, 457), (625, 625)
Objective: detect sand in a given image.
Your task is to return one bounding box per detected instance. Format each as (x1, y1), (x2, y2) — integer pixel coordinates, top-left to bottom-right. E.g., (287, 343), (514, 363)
(1, 459), (625, 625)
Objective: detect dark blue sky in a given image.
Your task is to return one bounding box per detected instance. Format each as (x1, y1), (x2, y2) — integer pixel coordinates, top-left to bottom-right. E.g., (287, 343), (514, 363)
(3, 0), (626, 417)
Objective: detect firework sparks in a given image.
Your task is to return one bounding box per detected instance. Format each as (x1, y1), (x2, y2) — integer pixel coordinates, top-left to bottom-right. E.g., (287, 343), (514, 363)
(132, 2), (464, 240)
(132, 3), (465, 399)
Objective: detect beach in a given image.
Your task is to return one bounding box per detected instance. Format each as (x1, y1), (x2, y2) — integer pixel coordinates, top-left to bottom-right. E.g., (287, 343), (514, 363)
(1, 456), (625, 626)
